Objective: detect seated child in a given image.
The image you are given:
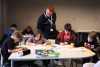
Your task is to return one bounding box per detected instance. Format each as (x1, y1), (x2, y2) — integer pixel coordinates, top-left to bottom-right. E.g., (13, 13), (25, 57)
(83, 47), (100, 67)
(6, 24), (17, 36)
(1, 30), (28, 66)
(22, 25), (33, 35)
(54, 23), (76, 65)
(26, 29), (51, 67)
(26, 29), (51, 46)
(71, 31), (100, 63)
(55, 23), (76, 45)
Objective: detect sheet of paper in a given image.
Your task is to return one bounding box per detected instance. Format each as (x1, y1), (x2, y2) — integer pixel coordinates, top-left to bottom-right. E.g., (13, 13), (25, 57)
(33, 45), (47, 49)
(65, 48), (87, 51)
(55, 44), (71, 47)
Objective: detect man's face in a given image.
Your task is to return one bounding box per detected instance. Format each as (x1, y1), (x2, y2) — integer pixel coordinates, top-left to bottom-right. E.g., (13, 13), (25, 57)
(35, 34), (40, 40)
(88, 36), (93, 42)
(46, 9), (53, 17)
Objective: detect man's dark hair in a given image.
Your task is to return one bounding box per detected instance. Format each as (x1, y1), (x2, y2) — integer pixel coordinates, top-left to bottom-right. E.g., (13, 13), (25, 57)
(11, 24), (17, 27)
(64, 23), (72, 31)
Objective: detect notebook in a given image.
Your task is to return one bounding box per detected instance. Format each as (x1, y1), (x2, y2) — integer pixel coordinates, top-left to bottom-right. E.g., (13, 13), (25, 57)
(35, 49), (60, 57)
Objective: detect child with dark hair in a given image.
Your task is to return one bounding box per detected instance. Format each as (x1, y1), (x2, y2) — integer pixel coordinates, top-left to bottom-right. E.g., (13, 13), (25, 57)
(83, 47), (100, 67)
(6, 24), (17, 36)
(22, 25), (33, 35)
(71, 31), (100, 63)
(56, 23), (76, 45)
(55, 23), (76, 65)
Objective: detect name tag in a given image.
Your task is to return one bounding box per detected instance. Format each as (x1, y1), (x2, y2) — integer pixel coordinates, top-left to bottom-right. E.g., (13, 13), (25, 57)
(50, 29), (53, 31)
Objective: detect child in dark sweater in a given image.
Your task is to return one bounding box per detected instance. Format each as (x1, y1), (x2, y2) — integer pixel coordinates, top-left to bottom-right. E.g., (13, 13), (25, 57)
(22, 25), (33, 35)
(1, 30), (28, 66)
(71, 31), (100, 63)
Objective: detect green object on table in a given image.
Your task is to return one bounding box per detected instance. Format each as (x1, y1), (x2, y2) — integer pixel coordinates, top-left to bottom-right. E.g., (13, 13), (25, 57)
(49, 52), (60, 57)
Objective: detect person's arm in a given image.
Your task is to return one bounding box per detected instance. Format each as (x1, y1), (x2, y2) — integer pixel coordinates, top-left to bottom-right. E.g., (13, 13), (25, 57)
(30, 29), (33, 35)
(42, 37), (51, 45)
(55, 38), (61, 44)
(22, 29), (26, 35)
(74, 39), (85, 47)
(55, 32), (62, 45)
(37, 15), (44, 30)
(26, 36), (36, 46)
(8, 48), (23, 53)
(15, 46), (28, 50)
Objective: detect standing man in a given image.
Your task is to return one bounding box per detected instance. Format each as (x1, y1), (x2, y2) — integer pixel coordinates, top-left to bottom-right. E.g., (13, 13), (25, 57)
(37, 6), (61, 66)
(37, 6), (59, 39)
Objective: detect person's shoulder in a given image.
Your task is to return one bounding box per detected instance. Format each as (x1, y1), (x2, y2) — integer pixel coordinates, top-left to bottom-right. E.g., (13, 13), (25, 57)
(39, 13), (45, 18)
(70, 30), (75, 34)
(53, 12), (56, 15)
(23, 28), (27, 31)
(59, 30), (64, 33)
(6, 36), (13, 41)
(58, 31), (64, 35)
(3, 36), (13, 43)
(7, 29), (12, 32)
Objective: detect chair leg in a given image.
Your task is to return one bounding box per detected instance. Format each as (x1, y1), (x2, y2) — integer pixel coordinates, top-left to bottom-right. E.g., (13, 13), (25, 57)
(70, 60), (73, 67)
(76, 64), (77, 67)
(1, 54), (3, 67)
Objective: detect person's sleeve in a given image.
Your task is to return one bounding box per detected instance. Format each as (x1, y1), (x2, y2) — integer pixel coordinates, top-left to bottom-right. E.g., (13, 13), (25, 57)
(37, 15), (44, 30)
(74, 39), (85, 47)
(30, 29), (33, 35)
(7, 29), (13, 36)
(55, 38), (61, 44)
(55, 32), (62, 44)
(68, 34), (77, 44)
(54, 12), (56, 22)
(42, 38), (51, 45)
(8, 39), (15, 50)
(22, 29), (26, 35)
(26, 36), (34, 45)
(94, 43), (100, 49)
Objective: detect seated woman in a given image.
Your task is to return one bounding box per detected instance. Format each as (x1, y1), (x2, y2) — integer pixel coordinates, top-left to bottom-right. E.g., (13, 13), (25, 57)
(83, 47), (100, 67)
(22, 25), (33, 35)
(26, 29), (51, 67)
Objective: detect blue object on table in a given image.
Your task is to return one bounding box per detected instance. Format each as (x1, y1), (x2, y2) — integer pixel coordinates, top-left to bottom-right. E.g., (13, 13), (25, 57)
(52, 45), (56, 48)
